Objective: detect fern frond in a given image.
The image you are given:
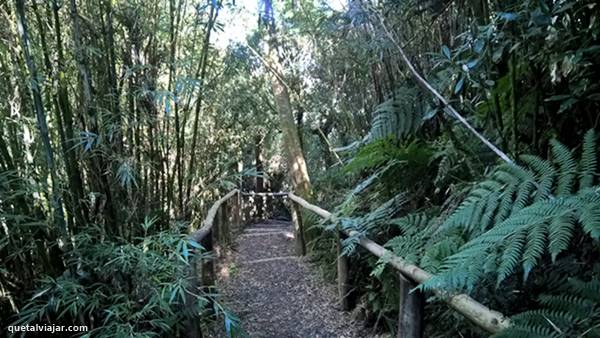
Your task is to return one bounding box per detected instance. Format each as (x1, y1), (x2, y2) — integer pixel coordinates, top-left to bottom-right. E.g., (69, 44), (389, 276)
(369, 87), (422, 142)
(511, 309), (575, 331)
(521, 154), (556, 200)
(521, 222), (547, 281)
(427, 195), (586, 290)
(576, 189), (600, 239)
(547, 215), (575, 262)
(420, 234), (464, 271)
(480, 190), (501, 231)
(389, 213), (431, 234)
(492, 182), (516, 222)
(512, 180), (535, 213)
(497, 229), (526, 284)
(492, 324), (557, 338)
(538, 294), (595, 319)
(568, 278), (600, 303)
(551, 140), (577, 195)
(494, 277), (600, 338)
(579, 129), (597, 189)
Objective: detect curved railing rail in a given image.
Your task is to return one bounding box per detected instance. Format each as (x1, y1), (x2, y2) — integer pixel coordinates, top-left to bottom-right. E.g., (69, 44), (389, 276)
(185, 189), (241, 338)
(185, 189), (510, 337)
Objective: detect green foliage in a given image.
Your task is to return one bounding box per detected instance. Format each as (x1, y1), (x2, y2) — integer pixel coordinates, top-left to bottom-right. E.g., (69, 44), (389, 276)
(299, 0), (600, 336)
(419, 131), (599, 291)
(345, 139), (431, 174)
(11, 223), (238, 337)
(386, 214), (433, 261)
(337, 193), (407, 256)
(4, 0), (599, 335)
(580, 130), (598, 190)
(385, 213), (466, 273)
(493, 278), (600, 338)
(368, 87), (424, 142)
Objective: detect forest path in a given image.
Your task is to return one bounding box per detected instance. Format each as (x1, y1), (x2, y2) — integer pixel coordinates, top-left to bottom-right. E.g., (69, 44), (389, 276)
(217, 219), (370, 338)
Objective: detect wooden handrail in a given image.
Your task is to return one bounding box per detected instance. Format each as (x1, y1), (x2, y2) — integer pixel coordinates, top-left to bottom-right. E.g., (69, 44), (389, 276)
(186, 190), (510, 336)
(186, 188), (240, 338)
(241, 191), (288, 197)
(286, 192), (510, 334)
(190, 189), (239, 243)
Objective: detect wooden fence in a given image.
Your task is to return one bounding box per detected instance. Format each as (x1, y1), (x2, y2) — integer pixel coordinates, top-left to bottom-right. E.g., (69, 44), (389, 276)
(185, 189), (510, 337)
(185, 189), (241, 338)
(286, 192), (511, 336)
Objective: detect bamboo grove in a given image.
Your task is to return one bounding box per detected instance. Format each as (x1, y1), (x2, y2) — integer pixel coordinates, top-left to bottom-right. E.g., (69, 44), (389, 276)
(1, 0), (599, 337)
(0, 0), (274, 335)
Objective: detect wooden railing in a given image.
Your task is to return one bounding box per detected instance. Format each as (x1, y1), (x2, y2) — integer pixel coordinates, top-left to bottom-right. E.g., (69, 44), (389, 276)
(286, 192), (511, 336)
(185, 190), (510, 338)
(185, 189), (241, 338)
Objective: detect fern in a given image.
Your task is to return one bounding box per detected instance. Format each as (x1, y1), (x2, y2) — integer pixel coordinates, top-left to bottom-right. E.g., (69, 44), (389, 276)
(345, 139), (432, 175)
(385, 214), (433, 264)
(493, 279), (600, 338)
(551, 140), (578, 195)
(368, 87), (423, 143)
(339, 193), (407, 256)
(426, 192), (597, 290)
(520, 155), (556, 200)
(547, 214), (575, 262)
(580, 129), (597, 190)
(416, 130), (599, 290)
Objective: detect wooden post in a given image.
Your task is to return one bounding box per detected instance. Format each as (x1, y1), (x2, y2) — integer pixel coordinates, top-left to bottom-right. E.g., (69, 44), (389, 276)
(185, 250), (202, 338)
(214, 207), (221, 256)
(397, 272), (424, 338)
(243, 196), (251, 222)
(290, 202), (306, 256)
(201, 230), (215, 288)
(265, 193), (270, 219)
(236, 191), (242, 230)
(230, 193), (238, 232)
(221, 200), (230, 245)
(337, 229), (351, 311)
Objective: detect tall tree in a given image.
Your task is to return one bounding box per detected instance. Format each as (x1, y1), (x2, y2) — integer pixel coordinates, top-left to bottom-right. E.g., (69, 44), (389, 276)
(257, 0), (312, 199)
(268, 53), (312, 199)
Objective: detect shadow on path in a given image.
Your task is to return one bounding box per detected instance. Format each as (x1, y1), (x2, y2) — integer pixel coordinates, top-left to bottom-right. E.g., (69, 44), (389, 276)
(217, 220), (371, 338)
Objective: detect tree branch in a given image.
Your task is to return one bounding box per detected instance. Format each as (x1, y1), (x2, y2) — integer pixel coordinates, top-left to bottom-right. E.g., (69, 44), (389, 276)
(371, 7), (515, 166)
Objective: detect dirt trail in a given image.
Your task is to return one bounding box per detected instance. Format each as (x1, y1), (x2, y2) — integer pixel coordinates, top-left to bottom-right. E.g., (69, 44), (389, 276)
(217, 219), (370, 338)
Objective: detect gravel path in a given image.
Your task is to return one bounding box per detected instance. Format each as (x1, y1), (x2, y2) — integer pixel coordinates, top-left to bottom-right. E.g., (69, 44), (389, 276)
(217, 220), (370, 338)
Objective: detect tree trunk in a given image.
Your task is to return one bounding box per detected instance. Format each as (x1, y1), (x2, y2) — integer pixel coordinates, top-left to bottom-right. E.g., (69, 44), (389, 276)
(290, 202), (306, 256)
(266, 46), (312, 199)
(255, 135), (265, 219)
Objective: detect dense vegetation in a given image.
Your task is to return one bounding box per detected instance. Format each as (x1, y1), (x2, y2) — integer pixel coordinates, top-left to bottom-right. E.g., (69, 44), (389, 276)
(1, 0), (598, 337)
